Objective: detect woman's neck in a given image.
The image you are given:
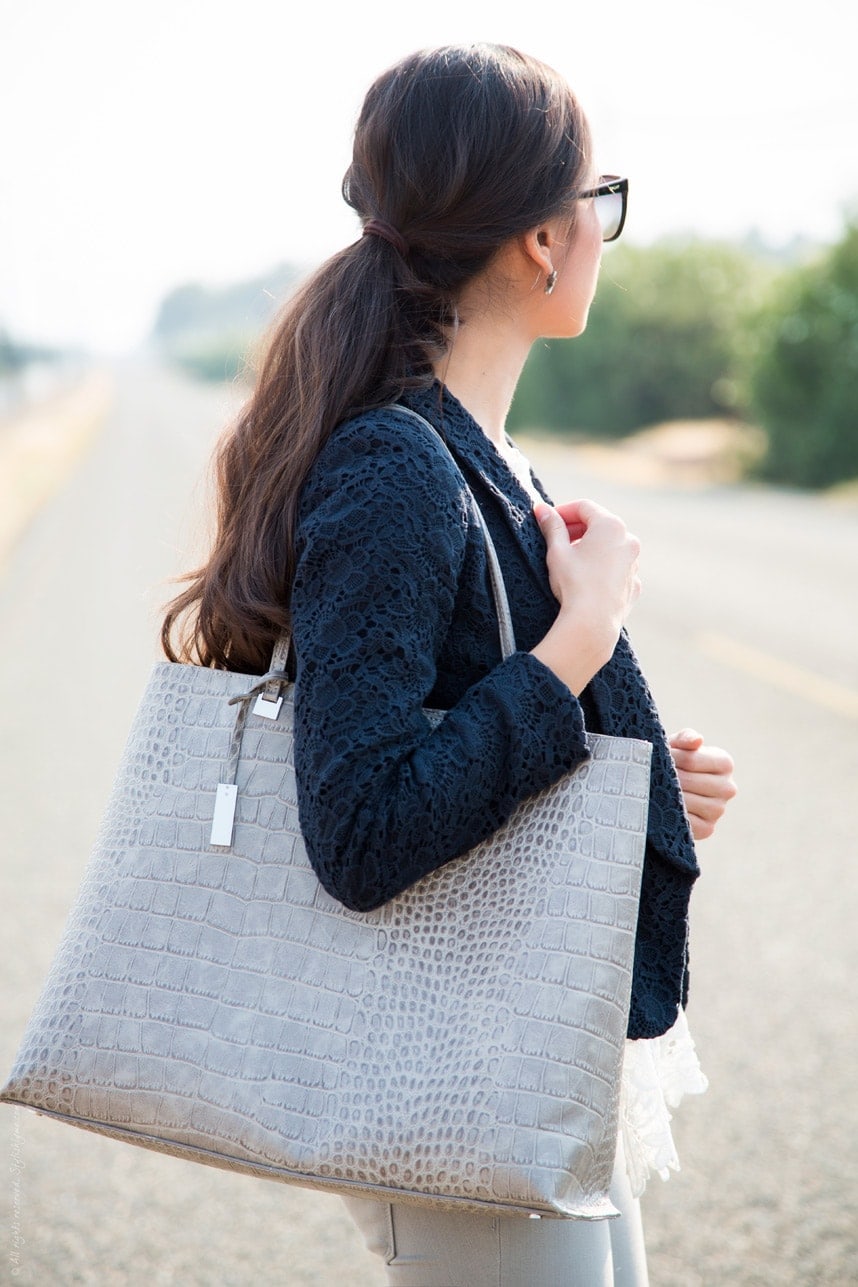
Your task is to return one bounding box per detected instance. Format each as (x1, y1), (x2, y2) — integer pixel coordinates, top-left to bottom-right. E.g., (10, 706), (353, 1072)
(433, 310), (532, 449)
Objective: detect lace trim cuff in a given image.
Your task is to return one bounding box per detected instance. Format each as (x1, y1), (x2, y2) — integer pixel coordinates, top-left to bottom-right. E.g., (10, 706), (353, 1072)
(619, 1008), (708, 1198)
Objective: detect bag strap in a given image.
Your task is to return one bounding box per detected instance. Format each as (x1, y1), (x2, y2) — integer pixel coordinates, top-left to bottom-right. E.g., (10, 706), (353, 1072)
(258, 401), (518, 707)
(390, 404), (517, 660)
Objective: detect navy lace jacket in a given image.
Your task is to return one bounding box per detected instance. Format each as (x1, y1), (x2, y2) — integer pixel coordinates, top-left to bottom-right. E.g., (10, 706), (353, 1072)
(291, 382), (700, 1040)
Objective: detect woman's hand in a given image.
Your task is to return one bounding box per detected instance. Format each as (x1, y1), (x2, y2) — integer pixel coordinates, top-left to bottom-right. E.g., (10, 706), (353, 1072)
(535, 500), (641, 623)
(669, 729), (737, 841)
(530, 499), (641, 695)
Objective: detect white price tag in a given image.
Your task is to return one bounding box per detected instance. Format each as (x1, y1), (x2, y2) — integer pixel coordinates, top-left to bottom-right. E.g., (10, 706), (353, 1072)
(209, 783), (238, 846)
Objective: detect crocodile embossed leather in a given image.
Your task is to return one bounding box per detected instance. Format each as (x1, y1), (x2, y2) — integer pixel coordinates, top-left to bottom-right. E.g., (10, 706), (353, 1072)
(0, 409), (652, 1220)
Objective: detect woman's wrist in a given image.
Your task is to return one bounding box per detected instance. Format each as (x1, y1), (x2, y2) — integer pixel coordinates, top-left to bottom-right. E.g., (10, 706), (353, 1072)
(530, 610), (618, 696)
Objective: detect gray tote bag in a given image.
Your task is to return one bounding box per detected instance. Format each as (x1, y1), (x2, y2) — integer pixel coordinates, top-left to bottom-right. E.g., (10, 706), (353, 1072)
(1, 408), (651, 1220)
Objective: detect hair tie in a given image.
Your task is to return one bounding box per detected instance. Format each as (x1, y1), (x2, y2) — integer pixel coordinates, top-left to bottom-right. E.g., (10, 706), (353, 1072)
(362, 218), (410, 258)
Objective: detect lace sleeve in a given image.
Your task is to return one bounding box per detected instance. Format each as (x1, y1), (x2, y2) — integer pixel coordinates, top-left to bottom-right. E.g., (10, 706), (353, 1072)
(291, 412), (588, 911)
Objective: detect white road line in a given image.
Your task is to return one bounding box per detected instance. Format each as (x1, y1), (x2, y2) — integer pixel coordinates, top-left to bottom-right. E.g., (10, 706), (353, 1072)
(697, 631), (858, 721)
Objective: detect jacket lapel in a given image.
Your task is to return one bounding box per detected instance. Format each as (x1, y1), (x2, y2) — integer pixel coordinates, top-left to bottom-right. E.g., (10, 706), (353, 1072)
(405, 384), (556, 610)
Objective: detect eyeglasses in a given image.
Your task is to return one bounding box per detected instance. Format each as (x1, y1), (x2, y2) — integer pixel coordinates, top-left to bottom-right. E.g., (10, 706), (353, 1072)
(578, 175), (628, 242)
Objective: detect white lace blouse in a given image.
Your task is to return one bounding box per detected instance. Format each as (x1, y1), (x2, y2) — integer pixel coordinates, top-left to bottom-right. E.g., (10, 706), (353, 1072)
(619, 1007), (708, 1197)
(502, 441), (709, 1197)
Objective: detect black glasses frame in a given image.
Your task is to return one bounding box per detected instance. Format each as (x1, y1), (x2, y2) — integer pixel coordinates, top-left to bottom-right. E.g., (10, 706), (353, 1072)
(578, 175), (628, 242)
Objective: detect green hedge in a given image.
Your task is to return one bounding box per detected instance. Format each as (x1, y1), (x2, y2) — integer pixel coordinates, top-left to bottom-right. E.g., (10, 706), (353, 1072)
(749, 224), (858, 488)
(508, 240), (774, 436)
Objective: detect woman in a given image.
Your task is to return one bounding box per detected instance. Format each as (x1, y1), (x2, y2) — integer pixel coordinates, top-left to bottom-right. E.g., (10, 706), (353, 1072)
(163, 43), (735, 1287)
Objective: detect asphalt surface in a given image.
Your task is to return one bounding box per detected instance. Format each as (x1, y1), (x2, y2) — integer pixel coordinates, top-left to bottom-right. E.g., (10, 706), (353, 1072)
(1, 360), (856, 1285)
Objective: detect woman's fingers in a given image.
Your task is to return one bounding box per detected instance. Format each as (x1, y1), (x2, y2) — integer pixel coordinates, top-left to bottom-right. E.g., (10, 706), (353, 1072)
(670, 737), (737, 841)
(671, 746), (734, 773)
(533, 501), (571, 548)
(553, 497), (624, 527)
(552, 499), (598, 526)
(565, 521), (588, 541)
(534, 501), (641, 577)
(684, 810), (719, 842)
(682, 787), (735, 839)
(671, 745), (736, 777)
(675, 766), (738, 799)
(669, 727), (704, 752)
(679, 756), (740, 787)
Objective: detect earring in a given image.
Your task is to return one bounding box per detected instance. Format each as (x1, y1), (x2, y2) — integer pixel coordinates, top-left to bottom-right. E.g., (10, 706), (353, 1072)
(544, 270), (558, 296)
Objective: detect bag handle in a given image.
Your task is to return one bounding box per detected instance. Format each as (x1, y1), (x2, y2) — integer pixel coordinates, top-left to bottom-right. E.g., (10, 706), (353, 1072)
(390, 404), (517, 660)
(255, 402), (519, 713)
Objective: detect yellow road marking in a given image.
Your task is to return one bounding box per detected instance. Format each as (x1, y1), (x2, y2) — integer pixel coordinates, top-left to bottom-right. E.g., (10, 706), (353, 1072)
(697, 631), (858, 721)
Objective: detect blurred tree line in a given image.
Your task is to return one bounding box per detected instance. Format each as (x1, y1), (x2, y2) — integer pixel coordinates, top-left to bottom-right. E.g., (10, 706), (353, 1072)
(509, 226), (858, 489)
(0, 330), (76, 416)
(748, 223), (858, 488)
(154, 224), (858, 489)
(0, 330), (63, 375)
(152, 263), (299, 382)
(508, 239), (771, 435)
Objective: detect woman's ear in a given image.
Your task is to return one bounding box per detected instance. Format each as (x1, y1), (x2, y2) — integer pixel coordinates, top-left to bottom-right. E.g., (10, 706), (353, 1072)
(521, 227), (555, 279)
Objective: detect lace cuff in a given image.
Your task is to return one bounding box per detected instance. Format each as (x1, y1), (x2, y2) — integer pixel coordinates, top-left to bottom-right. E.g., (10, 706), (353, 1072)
(619, 1008), (708, 1198)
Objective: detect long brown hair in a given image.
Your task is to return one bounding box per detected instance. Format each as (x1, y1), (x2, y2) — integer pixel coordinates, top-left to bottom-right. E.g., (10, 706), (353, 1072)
(162, 44), (591, 672)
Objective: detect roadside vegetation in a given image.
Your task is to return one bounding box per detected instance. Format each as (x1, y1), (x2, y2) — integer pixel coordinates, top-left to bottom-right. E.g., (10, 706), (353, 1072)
(150, 225), (858, 491)
(0, 332), (63, 377)
(151, 264), (299, 383)
(748, 223), (858, 488)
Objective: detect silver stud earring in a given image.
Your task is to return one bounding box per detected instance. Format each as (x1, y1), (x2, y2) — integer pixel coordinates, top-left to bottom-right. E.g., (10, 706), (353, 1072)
(544, 270), (558, 296)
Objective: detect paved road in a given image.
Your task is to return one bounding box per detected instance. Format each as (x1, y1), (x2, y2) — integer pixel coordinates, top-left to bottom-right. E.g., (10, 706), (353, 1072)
(523, 438), (858, 1285)
(1, 361), (856, 1285)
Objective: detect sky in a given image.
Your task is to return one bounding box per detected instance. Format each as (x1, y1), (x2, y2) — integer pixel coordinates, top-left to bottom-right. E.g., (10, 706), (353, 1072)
(2, 0), (857, 353)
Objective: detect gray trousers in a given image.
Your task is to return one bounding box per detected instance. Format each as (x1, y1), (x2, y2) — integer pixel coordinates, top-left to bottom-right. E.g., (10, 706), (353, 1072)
(342, 1136), (649, 1286)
